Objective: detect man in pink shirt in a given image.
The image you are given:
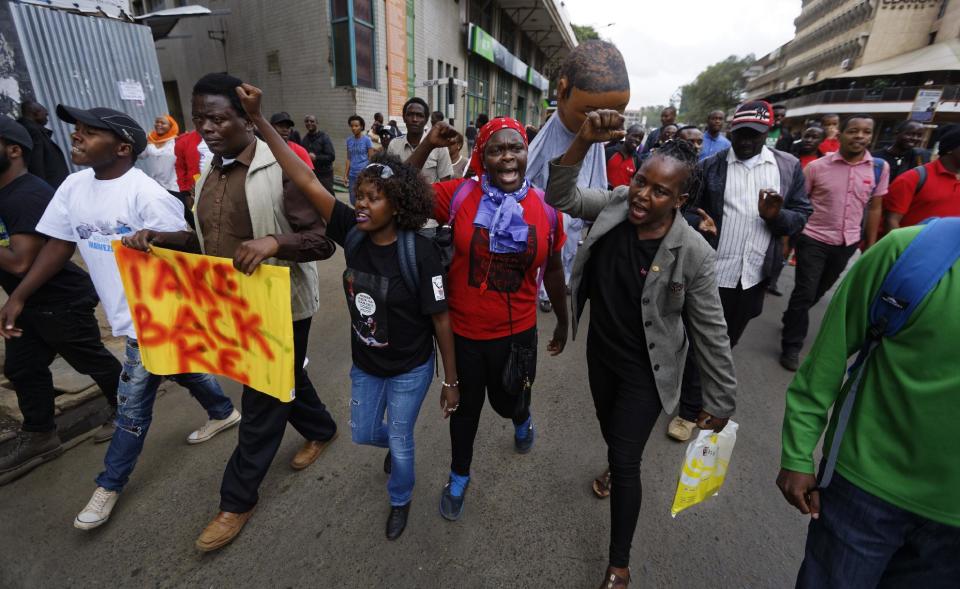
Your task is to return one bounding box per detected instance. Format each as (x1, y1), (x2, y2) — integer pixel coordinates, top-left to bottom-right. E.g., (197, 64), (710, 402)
(780, 114), (889, 371)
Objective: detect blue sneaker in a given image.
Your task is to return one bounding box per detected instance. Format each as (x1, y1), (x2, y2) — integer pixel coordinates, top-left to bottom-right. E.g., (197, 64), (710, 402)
(439, 472), (469, 521)
(514, 417), (535, 454)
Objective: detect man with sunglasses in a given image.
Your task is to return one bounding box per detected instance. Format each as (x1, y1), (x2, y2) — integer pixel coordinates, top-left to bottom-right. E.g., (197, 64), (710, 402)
(123, 73), (339, 552)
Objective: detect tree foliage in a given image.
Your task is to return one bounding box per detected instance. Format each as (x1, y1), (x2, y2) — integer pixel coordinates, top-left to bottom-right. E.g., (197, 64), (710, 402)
(679, 55), (755, 125)
(572, 24), (600, 43)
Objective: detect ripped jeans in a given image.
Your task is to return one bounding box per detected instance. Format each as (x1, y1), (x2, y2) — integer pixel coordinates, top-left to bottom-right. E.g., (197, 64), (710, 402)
(349, 354), (434, 506)
(95, 338), (235, 492)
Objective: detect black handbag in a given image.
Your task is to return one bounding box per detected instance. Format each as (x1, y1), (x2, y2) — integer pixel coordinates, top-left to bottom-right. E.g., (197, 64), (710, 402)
(501, 293), (537, 398)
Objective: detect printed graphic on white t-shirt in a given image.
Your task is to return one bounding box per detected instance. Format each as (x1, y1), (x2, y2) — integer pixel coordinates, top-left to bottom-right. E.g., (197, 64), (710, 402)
(35, 167), (188, 338)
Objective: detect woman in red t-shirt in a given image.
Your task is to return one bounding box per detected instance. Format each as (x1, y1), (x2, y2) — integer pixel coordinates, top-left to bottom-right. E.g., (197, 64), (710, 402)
(407, 117), (569, 521)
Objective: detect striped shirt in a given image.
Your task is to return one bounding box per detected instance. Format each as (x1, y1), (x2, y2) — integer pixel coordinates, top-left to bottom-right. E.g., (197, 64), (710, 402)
(715, 147), (780, 289)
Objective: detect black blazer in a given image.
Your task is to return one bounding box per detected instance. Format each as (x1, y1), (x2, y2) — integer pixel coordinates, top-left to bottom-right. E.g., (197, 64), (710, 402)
(688, 147), (813, 281)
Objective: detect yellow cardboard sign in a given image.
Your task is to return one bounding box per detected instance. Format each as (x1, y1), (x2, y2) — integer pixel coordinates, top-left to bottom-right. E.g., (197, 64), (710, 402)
(113, 244), (295, 401)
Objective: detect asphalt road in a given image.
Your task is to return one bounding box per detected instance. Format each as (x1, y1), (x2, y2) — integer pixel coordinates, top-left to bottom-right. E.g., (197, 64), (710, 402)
(0, 251), (832, 588)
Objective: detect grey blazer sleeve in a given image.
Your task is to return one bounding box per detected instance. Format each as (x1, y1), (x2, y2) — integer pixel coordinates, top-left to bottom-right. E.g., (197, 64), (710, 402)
(544, 157), (616, 222)
(684, 250), (738, 418)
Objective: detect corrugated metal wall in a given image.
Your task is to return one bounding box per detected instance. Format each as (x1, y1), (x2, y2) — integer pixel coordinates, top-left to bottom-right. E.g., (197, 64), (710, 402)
(10, 3), (168, 171)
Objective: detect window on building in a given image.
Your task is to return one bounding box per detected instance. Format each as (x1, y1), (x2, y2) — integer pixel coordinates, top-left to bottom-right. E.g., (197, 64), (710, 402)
(515, 94), (526, 125)
(267, 50), (281, 74)
(330, 0), (376, 88)
(428, 58), (435, 109)
(929, 31), (938, 46)
(498, 11), (516, 51)
(469, 0), (493, 32)
(494, 71), (513, 118)
(406, 0), (416, 96)
(467, 57), (490, 125)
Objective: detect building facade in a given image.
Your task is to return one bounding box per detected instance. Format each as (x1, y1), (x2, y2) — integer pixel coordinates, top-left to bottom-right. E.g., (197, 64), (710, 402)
(145, 0), (575, 173)
(746, 0), (960, 145)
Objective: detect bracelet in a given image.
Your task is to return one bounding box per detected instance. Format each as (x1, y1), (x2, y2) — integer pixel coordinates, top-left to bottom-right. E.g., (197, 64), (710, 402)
(441, 379), (459, 388)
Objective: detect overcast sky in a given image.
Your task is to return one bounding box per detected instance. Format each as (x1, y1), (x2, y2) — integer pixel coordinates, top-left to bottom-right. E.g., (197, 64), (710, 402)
(562, 0), (801, 109)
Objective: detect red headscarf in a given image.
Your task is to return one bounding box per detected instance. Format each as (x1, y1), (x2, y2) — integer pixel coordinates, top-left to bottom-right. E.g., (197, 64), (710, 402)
(468, 117), (528, 177)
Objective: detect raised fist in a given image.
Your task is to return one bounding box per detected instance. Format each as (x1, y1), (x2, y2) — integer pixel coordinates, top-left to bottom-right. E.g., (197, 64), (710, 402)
(577, 110), (626, 144)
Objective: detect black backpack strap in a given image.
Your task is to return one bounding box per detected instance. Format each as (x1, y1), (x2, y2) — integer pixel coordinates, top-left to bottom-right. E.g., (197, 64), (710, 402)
(913, 165), (927, 196)
(397, 230), (419, 297)
(344, 226), (365, 261)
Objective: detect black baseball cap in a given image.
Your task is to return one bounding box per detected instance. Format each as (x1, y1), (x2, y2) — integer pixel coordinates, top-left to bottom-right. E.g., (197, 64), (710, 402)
(0, 117), (33, 151)
(56, 104), (147, 155)
(270, 112), (295, 126)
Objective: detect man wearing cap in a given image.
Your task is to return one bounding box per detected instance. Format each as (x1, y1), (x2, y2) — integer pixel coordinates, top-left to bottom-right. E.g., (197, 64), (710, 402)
(270, 112), (314, 170)
(124, 72), (338, 552)
(0, 104), (240, 529)
(301, 114), (336, 194)
(17, 100), (69, 188)
(0, 118), (122, 485)
(668, 100), (811, 441)
(884, 125), (960, 234)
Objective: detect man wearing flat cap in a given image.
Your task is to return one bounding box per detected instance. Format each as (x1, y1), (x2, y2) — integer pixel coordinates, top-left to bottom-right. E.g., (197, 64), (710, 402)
(0, 117), (122, 485)
(0, 105), (239, 530)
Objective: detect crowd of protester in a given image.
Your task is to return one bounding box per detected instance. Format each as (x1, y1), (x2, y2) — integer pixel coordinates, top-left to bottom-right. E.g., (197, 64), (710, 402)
(0, 36), (957, 588)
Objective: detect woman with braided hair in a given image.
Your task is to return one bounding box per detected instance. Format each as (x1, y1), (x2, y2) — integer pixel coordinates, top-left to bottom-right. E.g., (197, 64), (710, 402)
(545, 110), (738, 588)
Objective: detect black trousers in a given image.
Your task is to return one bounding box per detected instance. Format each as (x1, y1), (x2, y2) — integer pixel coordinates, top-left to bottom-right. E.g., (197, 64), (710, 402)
(3, 297), (121, 432)
(315, 170), (335, 196)
(219, 318), (338, 513)
(677, 281), (765, 420)
(449, 326), (536, 476)
(782, 235), (858, 354)
(587, 344), (662, 568)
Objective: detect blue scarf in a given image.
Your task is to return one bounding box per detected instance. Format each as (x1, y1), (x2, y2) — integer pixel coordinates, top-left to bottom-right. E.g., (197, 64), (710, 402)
(473, 174), (530, 253)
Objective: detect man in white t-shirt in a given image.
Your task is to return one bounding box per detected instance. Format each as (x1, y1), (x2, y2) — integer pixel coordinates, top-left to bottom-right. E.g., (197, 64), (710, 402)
(0, 105), (240, 531)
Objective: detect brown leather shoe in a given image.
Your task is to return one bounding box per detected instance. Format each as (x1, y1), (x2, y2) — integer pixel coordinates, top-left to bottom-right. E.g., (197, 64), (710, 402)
(598, 566), (630, 589)
(290, 432), (338, 470)
(195, 509), (254, 552)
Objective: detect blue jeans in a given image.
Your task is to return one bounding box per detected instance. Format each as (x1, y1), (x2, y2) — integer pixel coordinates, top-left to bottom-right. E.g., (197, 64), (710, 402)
(797, 473), (960, 588)
(349, 355), (433, 506)
(95, 338), (235, 492)
(348, 173), (360, 205)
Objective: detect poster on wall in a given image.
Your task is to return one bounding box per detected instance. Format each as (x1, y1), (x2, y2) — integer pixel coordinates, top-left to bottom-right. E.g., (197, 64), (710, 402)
(385, 0), (408, 120)
(910, 88), (942, 122)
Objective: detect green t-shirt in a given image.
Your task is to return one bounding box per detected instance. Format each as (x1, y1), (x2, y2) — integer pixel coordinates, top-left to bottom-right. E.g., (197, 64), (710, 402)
(781, 226), (960, 526)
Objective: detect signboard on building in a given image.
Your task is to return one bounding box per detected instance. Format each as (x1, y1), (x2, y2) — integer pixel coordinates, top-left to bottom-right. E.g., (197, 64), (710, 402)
(385, 0), (408, 119)
(911, 88), (942, 122)
(468, 24), (549, 93)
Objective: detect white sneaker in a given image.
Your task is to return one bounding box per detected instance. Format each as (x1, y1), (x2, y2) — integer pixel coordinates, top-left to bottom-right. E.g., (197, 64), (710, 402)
(187, 409), (241, 445)
(74, 487), (119, 530)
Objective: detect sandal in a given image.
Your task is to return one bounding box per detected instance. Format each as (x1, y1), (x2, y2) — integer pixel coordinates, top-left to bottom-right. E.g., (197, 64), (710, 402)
(598, 566), (630, 588)
(592, 468), (611, 499)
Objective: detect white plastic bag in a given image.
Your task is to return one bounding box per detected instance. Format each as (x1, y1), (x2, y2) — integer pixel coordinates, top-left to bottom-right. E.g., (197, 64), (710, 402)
(670, 420), (738, 517)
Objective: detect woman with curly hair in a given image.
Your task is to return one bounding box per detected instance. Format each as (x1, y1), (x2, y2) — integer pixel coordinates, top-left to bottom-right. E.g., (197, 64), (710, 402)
(236, 84), (459, 541)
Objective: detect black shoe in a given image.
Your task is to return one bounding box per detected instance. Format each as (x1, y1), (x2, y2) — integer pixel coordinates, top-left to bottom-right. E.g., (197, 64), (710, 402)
(0, 430), (63, 486)
(780, 351), (800, 372)
(538, 299), (552, 313)
(767, 285), (783, 296)
(93, 410), (117, 444)
(383, 451), (392, 474)
(439, 476), (469, 521)
(385, 502), (410, 540)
